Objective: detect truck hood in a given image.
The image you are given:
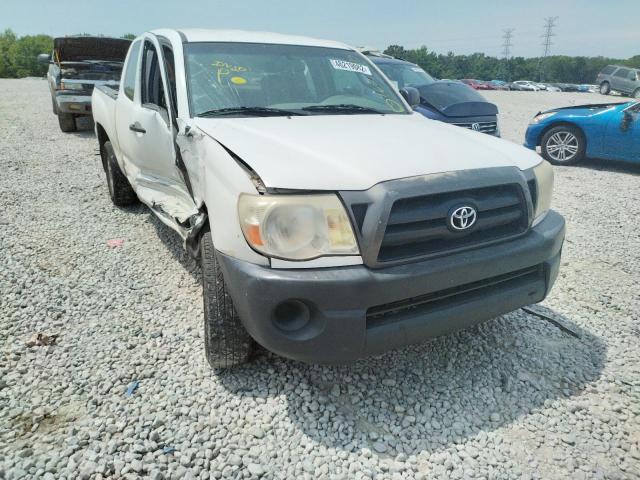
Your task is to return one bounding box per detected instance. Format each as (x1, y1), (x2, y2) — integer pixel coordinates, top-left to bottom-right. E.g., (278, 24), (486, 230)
(54, 37), (131, 63)
(192, 113), (542, 191)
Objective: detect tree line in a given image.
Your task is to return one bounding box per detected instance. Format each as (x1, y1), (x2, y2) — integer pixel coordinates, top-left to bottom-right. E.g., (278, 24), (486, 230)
(383, 45), (640, 84)
(0, 30), (135, 78)
(0, 28), (637, 83)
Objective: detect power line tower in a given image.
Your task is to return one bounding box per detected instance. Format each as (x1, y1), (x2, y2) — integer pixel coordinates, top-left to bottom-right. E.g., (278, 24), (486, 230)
(539, 17), (558, 81)
(501, 28), (514, 81)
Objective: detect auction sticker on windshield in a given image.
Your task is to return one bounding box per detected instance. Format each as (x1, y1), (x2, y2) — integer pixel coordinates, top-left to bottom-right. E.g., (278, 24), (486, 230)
(330, 59), (371, 75)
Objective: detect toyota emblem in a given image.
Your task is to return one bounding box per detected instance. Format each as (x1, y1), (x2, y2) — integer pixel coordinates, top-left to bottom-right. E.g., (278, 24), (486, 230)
(449, 205), (477, 230)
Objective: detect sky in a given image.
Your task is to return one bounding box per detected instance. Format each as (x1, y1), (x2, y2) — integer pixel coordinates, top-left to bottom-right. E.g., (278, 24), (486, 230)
(2, 0), (639, 59)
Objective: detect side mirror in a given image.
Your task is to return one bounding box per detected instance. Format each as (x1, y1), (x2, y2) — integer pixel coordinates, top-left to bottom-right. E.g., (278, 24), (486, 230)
(400, 87), (421, 108)
(37, 53), (51, 64)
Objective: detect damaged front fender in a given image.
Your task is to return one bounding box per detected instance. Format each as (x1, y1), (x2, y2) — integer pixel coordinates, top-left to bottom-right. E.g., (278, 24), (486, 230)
(175, 120), (269, 266)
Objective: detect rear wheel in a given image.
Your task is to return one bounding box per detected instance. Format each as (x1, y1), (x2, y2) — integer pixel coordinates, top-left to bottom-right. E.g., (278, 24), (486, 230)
(58, 113), (76, 132)
(201, 229), (254, 369)
(540, 125), (586, 165)
(599, 82), (611, 95)
(103, 141), (138, 206)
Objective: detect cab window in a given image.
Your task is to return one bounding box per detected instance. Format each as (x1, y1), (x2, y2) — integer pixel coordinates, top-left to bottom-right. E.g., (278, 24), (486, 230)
(141, 41), (167, 110)
(123, 40), (141, 101)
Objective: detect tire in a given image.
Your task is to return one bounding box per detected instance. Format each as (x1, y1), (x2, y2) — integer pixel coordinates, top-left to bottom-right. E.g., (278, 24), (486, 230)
(102, 141), (138, 206)
(58, 113), (76, 132)
(633, 88), (640, 99)
(52, 97), (58, 115)
(540, 125), (586, 165)
(201, 229), (254, 369)
(599, 82), (610, 95)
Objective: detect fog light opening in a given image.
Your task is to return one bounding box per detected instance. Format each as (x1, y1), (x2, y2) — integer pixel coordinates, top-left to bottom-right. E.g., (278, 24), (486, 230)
(272, 300), (311, 332)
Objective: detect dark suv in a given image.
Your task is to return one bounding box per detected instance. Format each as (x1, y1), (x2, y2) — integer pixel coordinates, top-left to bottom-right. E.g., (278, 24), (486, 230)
(597, 65), (640, 98)
(38, 36), (131, 132)
(366, 53), (500, 136)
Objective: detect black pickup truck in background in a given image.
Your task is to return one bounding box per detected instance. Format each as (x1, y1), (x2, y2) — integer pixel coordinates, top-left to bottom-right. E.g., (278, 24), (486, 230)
(38, 36), (131, 132)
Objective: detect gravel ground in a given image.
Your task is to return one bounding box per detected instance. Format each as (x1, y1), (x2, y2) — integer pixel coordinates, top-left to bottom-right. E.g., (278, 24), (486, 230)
(1, 79), (639, 480)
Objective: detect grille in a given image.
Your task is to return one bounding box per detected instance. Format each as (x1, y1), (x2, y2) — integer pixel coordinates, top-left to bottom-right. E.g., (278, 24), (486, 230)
(367, 265), (543, 327)
(452, 121), (498, 134)
(378, 184), (527, 263)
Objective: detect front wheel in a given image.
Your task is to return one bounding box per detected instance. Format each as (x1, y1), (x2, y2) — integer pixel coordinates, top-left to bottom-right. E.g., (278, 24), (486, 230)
(633, 88), (640, 99)
(599, 82), (611, 95)
(201, 230), (254, 369)
(540, 125), (586, 165)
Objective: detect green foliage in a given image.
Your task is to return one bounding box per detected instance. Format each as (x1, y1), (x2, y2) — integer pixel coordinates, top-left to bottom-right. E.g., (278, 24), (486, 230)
(383, 45), (639, 83)
(0, 29), (52, 78)
(121, 33), (136, 40)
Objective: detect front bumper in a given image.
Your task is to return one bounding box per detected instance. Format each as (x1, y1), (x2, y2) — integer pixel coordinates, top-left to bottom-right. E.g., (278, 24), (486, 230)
(524, 123), (545, 150)
(218, 210), (565, 364)
(55, 94), (92, 115)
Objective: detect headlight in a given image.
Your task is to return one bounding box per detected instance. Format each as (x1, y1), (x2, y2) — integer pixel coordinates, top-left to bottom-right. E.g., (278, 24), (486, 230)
(60, 82), (84, 90)
(238, 194), (359, 260)
(530, 112), (556, 124)
(532, 160), (554, 224)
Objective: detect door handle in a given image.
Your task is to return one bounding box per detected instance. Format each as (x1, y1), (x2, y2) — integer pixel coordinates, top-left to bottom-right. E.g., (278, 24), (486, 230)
(129, 122), (146, 134)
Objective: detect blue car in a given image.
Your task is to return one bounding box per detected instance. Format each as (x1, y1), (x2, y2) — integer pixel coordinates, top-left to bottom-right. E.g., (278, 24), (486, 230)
(366, 54), (500, 136)
(524, 101), (640, 165)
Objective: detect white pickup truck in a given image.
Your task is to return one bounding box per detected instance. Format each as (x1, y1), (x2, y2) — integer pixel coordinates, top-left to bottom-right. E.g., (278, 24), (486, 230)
(92, 29), (565, 369)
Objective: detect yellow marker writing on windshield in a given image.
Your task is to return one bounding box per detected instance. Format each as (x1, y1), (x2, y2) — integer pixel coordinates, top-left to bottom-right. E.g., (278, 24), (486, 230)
(212, 61), (248, 84)
(231, 76), (247, 85)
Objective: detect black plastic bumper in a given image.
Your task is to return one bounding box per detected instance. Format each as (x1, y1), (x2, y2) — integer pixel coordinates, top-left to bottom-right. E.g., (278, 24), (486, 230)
(55, 94), (92, 115)
(218, 210), (565, 364)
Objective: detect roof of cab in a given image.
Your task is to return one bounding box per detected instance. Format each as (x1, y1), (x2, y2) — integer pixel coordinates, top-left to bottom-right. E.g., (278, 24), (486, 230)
(151, 28), (353, 50)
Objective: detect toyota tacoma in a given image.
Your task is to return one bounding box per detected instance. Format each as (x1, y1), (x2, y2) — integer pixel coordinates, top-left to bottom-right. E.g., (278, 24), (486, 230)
(92, 29), (565, 368)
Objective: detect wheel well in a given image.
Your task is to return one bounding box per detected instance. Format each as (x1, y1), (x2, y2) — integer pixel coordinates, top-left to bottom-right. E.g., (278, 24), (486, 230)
(95, 123), (109, 170)
(537, 122), (587, 150)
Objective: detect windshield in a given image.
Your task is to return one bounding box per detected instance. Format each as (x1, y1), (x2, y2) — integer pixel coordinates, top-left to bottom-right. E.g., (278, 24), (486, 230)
(184, 42), (409, 117)
(376, 62), (435, 89)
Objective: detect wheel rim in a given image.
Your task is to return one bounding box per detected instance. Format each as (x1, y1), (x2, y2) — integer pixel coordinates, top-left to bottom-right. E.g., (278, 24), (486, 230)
(546, 131), (579, 162)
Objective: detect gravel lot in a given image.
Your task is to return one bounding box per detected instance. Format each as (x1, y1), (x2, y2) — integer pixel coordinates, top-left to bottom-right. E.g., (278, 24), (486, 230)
(1, 79), (639, 480)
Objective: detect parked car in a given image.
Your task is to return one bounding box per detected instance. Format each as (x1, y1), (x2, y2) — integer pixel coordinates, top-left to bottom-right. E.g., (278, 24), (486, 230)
(38, 36), (131, 132)
(512, 81), (540, 91)
(550, 83), (580, 92)
(506, 82), (527, 91)
(92, 28), (564, 368)
(525, 101), (640, 165)
(489, 80), (509, 90)
(544, 84), (562, 92)
(461, 79), (491, 90)
(596, 65), (640, 98)
(366, 54), (500, 135)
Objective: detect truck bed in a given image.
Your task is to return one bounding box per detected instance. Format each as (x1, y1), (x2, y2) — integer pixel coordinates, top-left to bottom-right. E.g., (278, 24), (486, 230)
(95, 84), (119, 99)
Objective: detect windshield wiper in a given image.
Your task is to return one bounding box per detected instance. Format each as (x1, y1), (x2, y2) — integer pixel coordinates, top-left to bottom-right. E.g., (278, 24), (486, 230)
(197, 106), (305, 117)
(301, 104), (385, 114)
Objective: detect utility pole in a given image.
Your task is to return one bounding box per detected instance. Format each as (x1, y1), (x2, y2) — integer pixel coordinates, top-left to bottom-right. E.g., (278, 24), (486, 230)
(502, 28), (514, 81)
(539, 17), (558, 82)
